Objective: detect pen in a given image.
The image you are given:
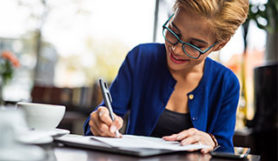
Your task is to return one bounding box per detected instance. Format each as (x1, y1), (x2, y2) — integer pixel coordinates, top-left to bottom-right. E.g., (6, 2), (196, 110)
(99, 78), (120, 137)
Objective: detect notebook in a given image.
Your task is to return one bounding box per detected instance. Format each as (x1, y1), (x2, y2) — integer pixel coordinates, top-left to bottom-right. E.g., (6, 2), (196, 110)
(54, 134), (208, 157)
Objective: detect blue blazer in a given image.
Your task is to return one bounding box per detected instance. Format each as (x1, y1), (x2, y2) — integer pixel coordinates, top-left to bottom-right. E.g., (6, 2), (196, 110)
(84, 43), (240, 152)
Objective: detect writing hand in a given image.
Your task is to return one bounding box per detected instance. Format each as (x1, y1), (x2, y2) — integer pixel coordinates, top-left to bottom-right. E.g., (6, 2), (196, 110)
(89, 106), (123, 137)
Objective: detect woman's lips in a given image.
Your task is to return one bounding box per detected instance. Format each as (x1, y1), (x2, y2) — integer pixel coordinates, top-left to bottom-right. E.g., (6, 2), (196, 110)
(169, 50), (189, 64)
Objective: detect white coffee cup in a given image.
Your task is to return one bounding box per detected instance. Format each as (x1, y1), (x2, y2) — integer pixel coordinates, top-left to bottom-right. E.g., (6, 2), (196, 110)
(17, 102), (66, 131)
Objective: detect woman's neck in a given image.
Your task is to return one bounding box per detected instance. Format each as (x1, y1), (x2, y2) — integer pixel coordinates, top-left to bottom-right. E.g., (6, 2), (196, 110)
(170, 60), (205, 82)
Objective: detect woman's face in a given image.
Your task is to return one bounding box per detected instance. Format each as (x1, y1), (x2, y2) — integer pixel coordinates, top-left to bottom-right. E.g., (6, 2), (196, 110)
(164, 8), (218, 72)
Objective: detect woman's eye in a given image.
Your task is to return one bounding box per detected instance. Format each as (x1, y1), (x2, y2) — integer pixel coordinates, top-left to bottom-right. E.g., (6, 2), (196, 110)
(175, 33), (182, 38)
(191, 43), (203, 48)
(192, 44), (201, 48)
(169, 26), (180, 36)
(172, 30), (181, 38)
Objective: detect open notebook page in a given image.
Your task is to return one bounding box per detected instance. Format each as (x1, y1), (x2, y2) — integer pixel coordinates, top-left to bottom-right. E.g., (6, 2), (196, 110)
(90, 135), (209, 151)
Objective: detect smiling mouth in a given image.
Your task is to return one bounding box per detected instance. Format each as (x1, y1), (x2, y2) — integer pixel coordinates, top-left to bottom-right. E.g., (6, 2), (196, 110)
(169, 48), (190, 64)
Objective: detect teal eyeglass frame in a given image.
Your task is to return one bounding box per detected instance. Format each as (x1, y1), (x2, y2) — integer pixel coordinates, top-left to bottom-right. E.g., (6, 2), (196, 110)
(162, 14), (218, 59)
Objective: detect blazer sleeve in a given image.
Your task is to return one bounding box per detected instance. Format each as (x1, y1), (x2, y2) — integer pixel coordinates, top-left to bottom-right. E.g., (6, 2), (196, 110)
(83, 49), (136, 136)
(212, 73), (240, 152)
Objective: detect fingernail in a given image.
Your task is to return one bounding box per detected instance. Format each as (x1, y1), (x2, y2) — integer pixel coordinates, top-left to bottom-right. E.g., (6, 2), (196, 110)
(115, 130), (120, 138)
(99, 111), (103, 117)
(169, 134), (177, 138)
(110, 125), (116, 133)
(181, 140), (188, 145)
(176, 135), (182, 140)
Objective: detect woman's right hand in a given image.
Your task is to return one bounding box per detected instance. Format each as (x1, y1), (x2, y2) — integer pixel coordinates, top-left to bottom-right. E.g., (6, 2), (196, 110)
(89, 106), (123, 137)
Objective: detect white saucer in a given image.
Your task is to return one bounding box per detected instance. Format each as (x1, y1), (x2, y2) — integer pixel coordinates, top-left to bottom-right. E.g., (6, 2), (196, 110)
(45, 128), (70, 137)
(17, 132), (53, 144)
(18, 128), (70, 144)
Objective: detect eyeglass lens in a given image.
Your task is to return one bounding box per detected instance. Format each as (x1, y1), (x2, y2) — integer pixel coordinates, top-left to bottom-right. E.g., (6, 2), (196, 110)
(163, 28), (200, 58)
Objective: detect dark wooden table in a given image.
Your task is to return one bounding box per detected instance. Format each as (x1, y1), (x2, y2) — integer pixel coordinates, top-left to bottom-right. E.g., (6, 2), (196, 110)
(41, 144), (260, 161)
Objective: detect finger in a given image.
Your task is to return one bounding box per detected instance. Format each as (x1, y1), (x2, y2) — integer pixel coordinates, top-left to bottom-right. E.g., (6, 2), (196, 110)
(201, 148), (209, 154)
(109, 116), (123, 137)
(90, 125), (97, 135)
(89, 114), (99, 135)
(112, 115), (123, 129)
(115, 130), (123, 138)
(98, 122), (110, 134)
(90, 124), (101, 136)
(98, 107), (113, 125)
(88, 117), (95, 127)
(91, 111), (112, 136)
(92, 112), (102, 130)
(181, 135), (200, 145)
(93, 121), (116, 137)
(163, 134), (179, 141)
(176, 128), (198, 140)
(186, 148), (197, 152)
(95, 115), (118, 137)
(109, 125), (123, 138)
(89, 118), (106, 136)
(201, 147), (213, 154)
(89, 111), (98, 125)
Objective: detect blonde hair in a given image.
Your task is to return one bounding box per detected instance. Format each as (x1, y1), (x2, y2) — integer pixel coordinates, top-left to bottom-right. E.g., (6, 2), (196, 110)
(173, 0), (249, 42)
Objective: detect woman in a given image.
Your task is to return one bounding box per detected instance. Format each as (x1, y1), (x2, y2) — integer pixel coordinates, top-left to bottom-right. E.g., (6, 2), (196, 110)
(84, 0), (249, 153)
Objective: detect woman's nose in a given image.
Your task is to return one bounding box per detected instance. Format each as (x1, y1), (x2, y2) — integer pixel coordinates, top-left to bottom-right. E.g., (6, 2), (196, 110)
(171, 43), (183, 55)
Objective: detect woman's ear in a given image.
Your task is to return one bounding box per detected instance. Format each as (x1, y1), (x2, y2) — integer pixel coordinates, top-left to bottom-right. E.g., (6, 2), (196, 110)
(212, 38), (230, 51)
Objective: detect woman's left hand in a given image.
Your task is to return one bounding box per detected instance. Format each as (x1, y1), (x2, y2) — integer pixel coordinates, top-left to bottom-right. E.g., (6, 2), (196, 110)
(163, 128), (215, 153)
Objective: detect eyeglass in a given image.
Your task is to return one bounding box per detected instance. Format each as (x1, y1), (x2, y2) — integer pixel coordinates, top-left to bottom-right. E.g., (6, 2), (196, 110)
(162, 14), (218, 59)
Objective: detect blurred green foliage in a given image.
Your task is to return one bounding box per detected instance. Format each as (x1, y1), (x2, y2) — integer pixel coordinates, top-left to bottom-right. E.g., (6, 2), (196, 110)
(0, 60), (13, 85)
(248, 0), (278, 33)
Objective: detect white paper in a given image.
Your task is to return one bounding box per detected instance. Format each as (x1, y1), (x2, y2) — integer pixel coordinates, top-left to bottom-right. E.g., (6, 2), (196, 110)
(90, 135), (209, 151)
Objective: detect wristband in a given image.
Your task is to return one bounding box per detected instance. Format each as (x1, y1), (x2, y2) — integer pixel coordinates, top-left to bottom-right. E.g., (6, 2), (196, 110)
(208, 133), (218, 148)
